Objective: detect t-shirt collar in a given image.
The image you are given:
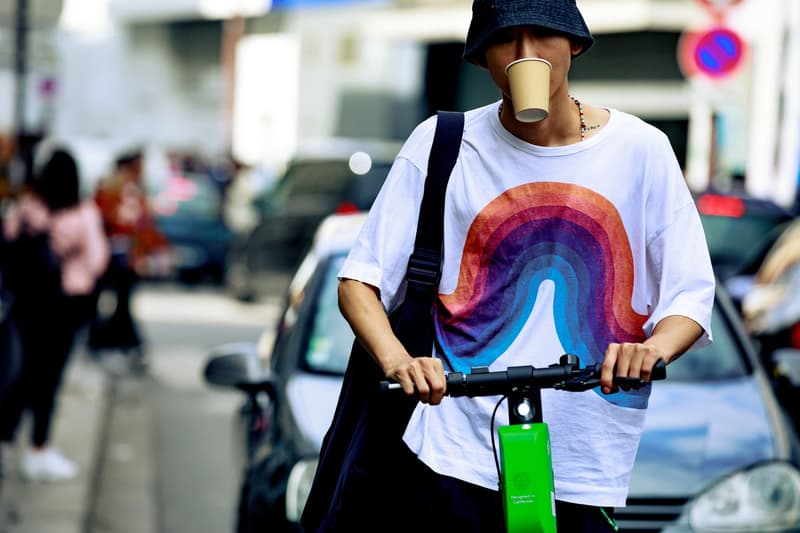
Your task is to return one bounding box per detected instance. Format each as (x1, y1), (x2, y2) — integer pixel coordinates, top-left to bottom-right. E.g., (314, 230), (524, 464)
(490, 100), (617, 156)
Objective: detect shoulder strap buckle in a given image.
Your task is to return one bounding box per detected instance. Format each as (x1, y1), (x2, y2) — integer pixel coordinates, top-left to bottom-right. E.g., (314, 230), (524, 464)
(406, 247), (440, 292)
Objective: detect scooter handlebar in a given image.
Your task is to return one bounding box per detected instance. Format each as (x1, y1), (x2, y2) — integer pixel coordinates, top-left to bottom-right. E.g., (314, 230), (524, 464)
(378, 357), (667, 397)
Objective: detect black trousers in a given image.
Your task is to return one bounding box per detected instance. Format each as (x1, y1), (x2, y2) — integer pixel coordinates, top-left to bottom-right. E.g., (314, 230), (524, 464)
(88, 254), (142, 353)
(0, 293), (92, 447)
(334, 444), (617, 533)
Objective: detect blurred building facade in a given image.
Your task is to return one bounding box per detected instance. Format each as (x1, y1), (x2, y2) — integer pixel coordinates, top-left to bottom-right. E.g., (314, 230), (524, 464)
(0, 0), (62, 134)
(1, 0), (798, 206)
(0, 0), (62, 197)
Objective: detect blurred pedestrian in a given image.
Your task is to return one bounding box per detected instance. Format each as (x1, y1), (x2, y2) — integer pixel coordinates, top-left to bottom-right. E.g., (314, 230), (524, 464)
(0, 284), (18, 405)
(0, 135), (23, 409)
(90, 149), (170, 372)
(0, 244), (22, 419)
(0, 146), (109, 481)
(0, 221), (19, 494)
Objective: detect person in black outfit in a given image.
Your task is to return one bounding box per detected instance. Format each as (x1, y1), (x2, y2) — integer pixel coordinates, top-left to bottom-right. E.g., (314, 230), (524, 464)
(0, 147), (109, 481)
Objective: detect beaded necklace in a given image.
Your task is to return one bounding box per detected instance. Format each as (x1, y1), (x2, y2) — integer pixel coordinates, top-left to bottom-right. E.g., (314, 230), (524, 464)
(570, 95), (587, 141)
(498, 96), (587, 141)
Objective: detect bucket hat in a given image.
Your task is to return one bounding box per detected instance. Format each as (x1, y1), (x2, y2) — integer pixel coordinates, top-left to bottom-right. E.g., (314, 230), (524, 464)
(463, 0), (594, 65)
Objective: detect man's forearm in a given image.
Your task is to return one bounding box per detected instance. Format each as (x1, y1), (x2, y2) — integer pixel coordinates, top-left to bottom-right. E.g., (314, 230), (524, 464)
(644, 315), (704, 364)
(338, 278), (410, 375)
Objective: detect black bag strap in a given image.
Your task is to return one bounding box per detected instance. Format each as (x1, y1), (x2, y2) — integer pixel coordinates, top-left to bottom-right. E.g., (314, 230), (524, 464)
(394, 111), (464, 355)
(299, 111), (465, 533)
(407, 111), (465, 293)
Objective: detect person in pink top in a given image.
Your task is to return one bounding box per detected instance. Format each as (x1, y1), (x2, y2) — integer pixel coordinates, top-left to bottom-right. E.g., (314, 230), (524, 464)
(0, 147), (109, 481)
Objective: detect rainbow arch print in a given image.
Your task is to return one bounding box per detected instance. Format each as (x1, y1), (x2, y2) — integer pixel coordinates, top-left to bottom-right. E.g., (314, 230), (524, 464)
(434, 182), (649, 405)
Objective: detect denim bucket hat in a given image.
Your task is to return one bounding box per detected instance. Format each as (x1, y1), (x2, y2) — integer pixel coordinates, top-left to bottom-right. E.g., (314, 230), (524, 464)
(463, 0), (594, 65)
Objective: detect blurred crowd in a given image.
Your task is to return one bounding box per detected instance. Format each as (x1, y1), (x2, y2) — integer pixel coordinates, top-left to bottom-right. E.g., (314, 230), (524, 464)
(0, 132), (251, 485)
(0, 138), (110, 483)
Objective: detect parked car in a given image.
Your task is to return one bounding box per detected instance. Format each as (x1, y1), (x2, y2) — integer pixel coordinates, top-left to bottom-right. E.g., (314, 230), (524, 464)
(224, 138), (401, 301)
(205, 212), (368, 533)
(695, 190), (795, 286)
(151, 171), (234, 283)
(206, 213), (800, 533)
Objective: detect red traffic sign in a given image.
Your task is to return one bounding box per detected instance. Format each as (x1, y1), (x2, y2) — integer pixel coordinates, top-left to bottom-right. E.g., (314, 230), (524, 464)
(678, 26), (747, 80)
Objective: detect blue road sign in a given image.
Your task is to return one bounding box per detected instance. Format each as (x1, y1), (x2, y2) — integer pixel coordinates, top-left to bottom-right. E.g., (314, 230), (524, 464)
(679, 26), (747, 80)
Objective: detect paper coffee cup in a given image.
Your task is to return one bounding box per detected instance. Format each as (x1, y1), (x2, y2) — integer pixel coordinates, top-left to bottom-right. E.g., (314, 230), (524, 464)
(505, 58), (552, 123)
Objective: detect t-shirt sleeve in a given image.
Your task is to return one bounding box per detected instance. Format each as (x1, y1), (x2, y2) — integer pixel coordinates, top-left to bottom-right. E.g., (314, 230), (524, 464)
(642, 133), (715, 351)
(338, 115), (439, 313)
(338, 156), (428, 313)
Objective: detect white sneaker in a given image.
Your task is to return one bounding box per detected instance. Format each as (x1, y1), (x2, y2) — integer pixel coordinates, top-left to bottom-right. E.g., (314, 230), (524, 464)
(20, 447), (78, 482)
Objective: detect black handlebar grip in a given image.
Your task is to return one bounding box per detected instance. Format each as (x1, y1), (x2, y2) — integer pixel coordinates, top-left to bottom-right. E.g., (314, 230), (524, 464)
(610, 359), (668, 390)
(651, 358), (667, 381)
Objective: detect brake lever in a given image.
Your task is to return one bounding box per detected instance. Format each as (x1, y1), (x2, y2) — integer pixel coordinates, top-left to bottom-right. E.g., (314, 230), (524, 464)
(554, 375), (601, 392)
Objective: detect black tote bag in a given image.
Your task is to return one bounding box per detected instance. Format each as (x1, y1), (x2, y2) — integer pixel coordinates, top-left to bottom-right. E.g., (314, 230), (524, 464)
(301, 111), (464, 533)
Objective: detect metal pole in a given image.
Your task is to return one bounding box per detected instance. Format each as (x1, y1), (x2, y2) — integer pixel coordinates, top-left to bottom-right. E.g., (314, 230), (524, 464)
(775, 0), (800, 208)
(13, 0), (29, 138)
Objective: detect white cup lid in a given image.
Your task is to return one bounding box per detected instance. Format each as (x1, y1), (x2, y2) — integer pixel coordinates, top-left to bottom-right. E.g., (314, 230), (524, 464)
(505, 57), (552, 75)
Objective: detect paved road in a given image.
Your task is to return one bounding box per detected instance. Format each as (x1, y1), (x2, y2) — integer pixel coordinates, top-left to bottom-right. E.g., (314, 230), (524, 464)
(88, 282), (282, 533)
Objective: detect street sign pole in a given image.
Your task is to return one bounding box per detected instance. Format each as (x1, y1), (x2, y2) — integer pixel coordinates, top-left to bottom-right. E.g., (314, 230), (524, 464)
(696, 0), (744, 20)
(680, 0), (750, 193)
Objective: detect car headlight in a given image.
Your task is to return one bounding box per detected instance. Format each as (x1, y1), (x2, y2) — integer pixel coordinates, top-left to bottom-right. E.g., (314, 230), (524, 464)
(285, 457), (319, 523)
(688, 461), (800, 532)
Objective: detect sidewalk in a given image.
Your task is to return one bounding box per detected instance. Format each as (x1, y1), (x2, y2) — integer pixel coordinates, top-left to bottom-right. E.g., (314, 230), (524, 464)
(0, 350), (109, 533)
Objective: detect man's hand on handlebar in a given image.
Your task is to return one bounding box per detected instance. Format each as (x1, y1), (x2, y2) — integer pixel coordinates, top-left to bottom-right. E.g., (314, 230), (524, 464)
(379, 355), (667, 398)
(601, 343), (666, 395)
(385, 356), (446, 405)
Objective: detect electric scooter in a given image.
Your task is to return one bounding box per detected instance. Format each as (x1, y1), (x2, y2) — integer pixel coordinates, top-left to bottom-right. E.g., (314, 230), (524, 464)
(380, 354), (667, 533)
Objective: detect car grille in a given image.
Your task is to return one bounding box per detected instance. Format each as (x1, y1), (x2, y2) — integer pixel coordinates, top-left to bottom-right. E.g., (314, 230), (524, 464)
(614, 497), (688, 532)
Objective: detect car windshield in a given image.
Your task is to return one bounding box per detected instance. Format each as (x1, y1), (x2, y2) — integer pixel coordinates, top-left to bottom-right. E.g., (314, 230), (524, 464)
(152, 172), (222, 219)
(304, 254), (354, 374)
(697, 195), (792, 279)
(702, 216), (786, 267)
(302, 255), (749, 382)
(665, 304), (749, 380)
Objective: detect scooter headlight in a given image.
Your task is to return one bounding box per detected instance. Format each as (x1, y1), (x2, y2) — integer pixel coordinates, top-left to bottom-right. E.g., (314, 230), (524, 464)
(687, 461), (800, 532)
(285, 457), (319, 523)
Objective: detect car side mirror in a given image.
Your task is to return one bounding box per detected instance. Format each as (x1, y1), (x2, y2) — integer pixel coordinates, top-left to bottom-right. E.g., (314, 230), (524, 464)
(203, 342), (277, 397)
(771, 348), (800, 388)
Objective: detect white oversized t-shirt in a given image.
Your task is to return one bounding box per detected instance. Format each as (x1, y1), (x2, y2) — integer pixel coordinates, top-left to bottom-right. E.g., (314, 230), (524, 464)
(339, 101), (715, 507)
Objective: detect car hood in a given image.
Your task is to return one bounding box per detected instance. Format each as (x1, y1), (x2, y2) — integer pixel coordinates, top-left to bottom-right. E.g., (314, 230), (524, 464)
(629, 378), (776, 498)
(286, 372), (344, 450)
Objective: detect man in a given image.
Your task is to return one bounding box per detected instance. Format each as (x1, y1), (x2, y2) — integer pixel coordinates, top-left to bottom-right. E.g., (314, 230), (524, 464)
(334, 0), (714, 530)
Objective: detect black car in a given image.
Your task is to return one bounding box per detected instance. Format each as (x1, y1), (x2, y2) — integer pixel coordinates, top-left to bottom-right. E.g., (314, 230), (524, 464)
(151, 171), (234, 283)
(695, 191), (795, 285)
(224, 139), (400, 302)
(206, 214), (800, 533)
